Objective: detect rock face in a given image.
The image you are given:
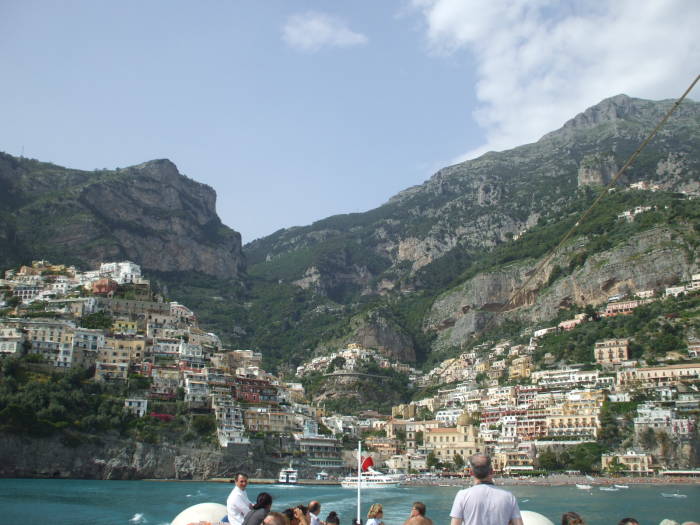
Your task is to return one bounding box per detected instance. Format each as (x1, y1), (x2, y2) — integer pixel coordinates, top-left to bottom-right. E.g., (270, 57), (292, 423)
(0, 156), (245, 279)
(577, 153), (618, 187)
(426, 226), (698, 352)
(247, 95), (700, 295)
(348, 309), (417, 362)
(237, 94), (700, 363)
(0, 433), (336, 480)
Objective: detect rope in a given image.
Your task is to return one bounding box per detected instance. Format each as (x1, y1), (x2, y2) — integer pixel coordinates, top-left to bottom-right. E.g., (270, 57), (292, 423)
(494, 73), (700, 316)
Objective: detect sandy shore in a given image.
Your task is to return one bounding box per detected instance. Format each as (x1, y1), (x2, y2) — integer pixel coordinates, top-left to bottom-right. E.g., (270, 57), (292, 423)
(401, 474), (700, 487)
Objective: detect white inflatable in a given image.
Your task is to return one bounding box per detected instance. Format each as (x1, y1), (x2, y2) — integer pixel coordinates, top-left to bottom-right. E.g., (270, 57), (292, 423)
(171, 502), (228, 525)
(521, 510), (555, 525)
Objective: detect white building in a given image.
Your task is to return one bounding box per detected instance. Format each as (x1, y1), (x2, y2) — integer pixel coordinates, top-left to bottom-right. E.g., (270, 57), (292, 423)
(212, 394), (249, 446)
(435, 408), (465, 425)
(124, 398), (148, 417)
(99, 261), (142, 284)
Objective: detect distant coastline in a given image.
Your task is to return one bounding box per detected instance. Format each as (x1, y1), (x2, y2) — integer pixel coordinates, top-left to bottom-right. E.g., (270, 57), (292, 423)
(401, 474), (700, 487)
(191, 474), (700, 487)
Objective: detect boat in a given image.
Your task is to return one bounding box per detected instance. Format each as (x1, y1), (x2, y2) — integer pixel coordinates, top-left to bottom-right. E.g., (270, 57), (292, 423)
(575, 484), (592, 490)
(278, 466), (298, 484)
(661, 493), (687, 498)
(599, 486), (619, 492)
(614, 484), (629, 489)
(340, 467), (403, 489)
(316, 471), (329, 481)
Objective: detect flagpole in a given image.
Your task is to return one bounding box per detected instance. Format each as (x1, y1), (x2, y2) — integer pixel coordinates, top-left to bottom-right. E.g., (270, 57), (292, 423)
(357, 440), (361, 525)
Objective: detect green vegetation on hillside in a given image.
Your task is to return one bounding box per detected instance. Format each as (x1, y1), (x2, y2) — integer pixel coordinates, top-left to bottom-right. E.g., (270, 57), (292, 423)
(0, 357), (213, 446)
(535, 293), (700, 365)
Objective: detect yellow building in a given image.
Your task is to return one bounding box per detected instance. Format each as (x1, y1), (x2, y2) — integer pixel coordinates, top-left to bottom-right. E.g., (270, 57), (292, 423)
(493, 450), (534, 474)
(617, 364), (700, 387)
(546, 390), (604, 439)
(508, 356), (533, 380)
(601, 450), (653, 474)
(475, 360), (491, 373)
(424, 413), (483, 463)
(113, 319), (138, 335)
(594, 339), (629, 365)
(392, 403), (417, 419)
(243, 408), (297, 433)
(100, 336), (146, 365)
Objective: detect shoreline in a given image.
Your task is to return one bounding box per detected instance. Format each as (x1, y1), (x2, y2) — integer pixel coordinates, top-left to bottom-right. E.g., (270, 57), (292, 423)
(402, 475), (700, 487)
(141, 475), (700, 487)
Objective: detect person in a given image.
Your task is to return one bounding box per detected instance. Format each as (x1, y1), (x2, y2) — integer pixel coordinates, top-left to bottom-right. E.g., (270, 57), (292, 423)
(227, 472), (253, 525)
(264, 512), (290, 525)
(326, 511), (341, 525)
(618, 519), (639, 525)
(449, 454), (523, 525)
(404, 502), (433, 525)
(562, 512), (585, 525)
(309, 501), (324, 525)
(242, 492), (273, 525)
(367, 504), (384, 525)
(284, 505), (310, 525)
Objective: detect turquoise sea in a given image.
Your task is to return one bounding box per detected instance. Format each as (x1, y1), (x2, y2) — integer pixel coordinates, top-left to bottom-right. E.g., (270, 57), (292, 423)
(0, 479), (698, 525)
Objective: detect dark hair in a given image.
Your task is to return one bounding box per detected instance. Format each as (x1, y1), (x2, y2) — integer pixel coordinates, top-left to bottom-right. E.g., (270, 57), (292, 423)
(469, 454), (492, 480)
(562, 512), (585, 525)
(309, 501), (321, 514)
(283, 509), (295, 522)
(296, 505), (308, 516)
(326, 511), (340, 525)
(618, 519), (639, 525)
(235, 472), (249, 481)
(254, 492), (273, 510)
(413, 502), (426, 516)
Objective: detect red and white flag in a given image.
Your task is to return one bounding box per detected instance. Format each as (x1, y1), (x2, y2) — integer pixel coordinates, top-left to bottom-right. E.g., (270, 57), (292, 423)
(361, 455), (374, 472)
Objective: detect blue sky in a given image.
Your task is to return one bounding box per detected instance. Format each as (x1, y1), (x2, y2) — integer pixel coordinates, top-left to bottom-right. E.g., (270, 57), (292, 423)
(1, 1), (698, 242)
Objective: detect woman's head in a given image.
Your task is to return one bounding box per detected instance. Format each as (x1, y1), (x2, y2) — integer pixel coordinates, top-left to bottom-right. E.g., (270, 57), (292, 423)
(326, 511), (340, 525)
(367, 504), (383, 519)
(562, 512), (585, 525)
(254, 492), (273, 510)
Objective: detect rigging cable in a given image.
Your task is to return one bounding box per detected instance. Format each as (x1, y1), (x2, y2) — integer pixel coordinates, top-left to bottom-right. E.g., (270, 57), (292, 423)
(490, 73), (700, 324)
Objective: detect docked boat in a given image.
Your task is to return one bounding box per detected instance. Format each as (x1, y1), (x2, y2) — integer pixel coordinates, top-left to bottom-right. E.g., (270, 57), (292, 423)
(340, 467), (403, 489)
(316, 471), (329, 481)
(661, 493), (687, 498)
(599, 487), (619, 492)
(614, 484), (629, 489)
(575, 484), (592, 490)
(278, 466), (298, 484)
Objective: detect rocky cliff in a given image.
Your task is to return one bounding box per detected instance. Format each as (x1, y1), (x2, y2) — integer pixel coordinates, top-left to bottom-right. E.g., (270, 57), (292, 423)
(0, 433), (335, 480)
(0, 155), (245, 279)
(236, 95), (700, 364)
(247, 95), (699, 293)
(425, 225), (699, 352)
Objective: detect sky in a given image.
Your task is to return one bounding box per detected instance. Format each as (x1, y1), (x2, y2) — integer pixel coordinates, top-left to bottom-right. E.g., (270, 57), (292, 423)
(1, 1), (698, 243)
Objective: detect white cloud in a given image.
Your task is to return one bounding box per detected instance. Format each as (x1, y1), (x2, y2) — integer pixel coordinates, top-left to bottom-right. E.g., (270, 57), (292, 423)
(283, 11), (368, 52)
(411, 0), (700, 162)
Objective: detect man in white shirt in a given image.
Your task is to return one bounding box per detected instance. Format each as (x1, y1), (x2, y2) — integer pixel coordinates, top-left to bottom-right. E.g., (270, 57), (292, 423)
(308, 500), (323, 525)
(450, 454), (523, 525)
(227, 472), (253, 525)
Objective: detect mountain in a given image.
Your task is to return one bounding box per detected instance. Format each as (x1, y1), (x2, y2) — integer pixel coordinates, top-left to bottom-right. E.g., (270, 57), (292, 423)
(238, 94), (700, 366)
(0, 156), (245, 279)
(247, 95), (699, 285)
(1, 94), (698, 375)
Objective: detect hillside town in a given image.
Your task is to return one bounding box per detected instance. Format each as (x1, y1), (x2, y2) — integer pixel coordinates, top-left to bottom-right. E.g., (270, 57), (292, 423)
(1, 260), (699, 476)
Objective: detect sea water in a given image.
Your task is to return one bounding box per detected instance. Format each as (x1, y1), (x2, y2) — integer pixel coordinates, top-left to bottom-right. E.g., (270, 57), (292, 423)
(0, 479), (698, 525)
